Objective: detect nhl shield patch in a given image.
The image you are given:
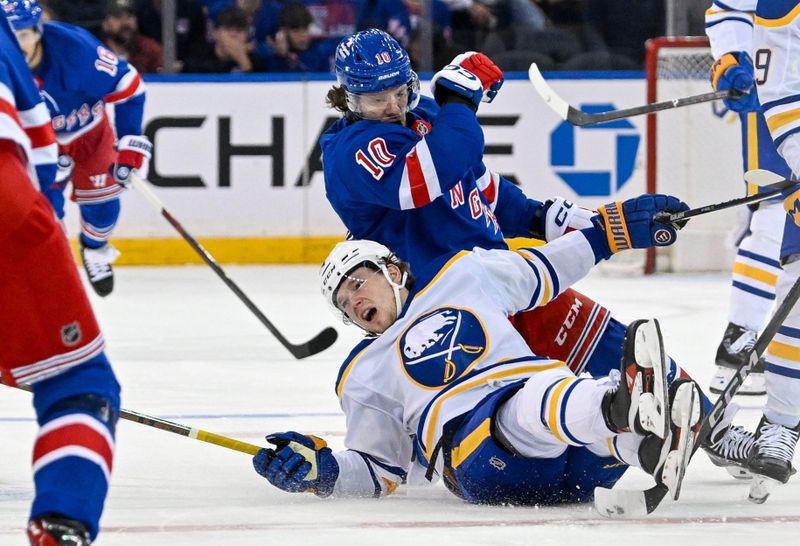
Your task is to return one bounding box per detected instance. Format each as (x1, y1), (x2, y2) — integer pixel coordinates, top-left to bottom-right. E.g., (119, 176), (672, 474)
(61, 322), (82, 346)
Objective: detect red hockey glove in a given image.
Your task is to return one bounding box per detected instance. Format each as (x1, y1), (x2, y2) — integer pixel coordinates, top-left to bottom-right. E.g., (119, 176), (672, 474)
(112, 135), (152, 186)
(450, 51), (504, 103)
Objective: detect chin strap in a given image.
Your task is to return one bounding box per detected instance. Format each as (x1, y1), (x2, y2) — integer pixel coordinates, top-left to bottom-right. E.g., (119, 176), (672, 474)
(378, 264), (407, 320)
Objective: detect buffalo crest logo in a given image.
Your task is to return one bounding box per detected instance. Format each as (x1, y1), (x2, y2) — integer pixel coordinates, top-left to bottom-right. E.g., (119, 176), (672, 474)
(398, 307), (487, 388)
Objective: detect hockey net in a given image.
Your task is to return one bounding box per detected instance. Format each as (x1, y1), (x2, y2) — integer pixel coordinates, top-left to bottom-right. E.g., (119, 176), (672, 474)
(645, 36), (742, 274)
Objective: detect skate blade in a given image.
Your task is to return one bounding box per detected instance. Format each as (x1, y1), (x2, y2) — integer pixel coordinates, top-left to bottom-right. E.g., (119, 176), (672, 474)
(594, 486), (649, 518)
(635, 320), (668, 439)
(748, 475), (780, 504)
(709, 368), (766, 396)
(661, 382), (700, 500)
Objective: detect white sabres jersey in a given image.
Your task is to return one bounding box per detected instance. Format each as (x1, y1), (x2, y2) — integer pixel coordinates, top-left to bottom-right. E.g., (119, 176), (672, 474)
(706, 1), (800, 149)
(332, 230), (597, 495)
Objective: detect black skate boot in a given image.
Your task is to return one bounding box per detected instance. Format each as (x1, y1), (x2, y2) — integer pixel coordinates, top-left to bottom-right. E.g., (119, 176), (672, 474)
(27, 514), (91, 545)
(701, 402), (755, 480)
(637, 378), (703, 500)
(79, 240), (120, 297)
(602, 319), (669, 439)
(747, 416), (800, 503)
(711, 322), (765, 395)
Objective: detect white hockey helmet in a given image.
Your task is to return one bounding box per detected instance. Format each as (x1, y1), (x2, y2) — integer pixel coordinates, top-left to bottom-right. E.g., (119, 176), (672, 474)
(320, 239), (407, 328)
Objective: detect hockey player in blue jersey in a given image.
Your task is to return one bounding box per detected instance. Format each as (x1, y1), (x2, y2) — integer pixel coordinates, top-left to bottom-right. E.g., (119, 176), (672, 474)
(253, 223), (705, 505)
(3, 0), (151, 297)
(318, 29), (751, 477)
(0, 8), (120, 546)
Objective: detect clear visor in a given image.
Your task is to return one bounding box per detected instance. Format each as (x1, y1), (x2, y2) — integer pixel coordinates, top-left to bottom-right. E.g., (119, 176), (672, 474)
(346, 80), (416, 120)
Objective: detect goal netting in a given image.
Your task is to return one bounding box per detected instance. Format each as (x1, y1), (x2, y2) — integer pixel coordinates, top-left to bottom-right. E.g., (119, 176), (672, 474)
(645, 36), (743, 274)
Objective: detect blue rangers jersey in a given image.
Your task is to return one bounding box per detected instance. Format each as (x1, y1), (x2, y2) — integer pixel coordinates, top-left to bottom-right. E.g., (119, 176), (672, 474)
(0, 9), (56, 188)
(321, 96), (542, 281)
(34, 22), (145, 144)
(327, 228), (601, 497)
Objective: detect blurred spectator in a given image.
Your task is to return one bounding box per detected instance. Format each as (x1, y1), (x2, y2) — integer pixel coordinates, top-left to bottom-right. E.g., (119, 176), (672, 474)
(46, 0), (108, 35)
(183, 5), (268, 72)
(443, 0), (510, 51)
(259, 0), (359, 41)
(262, 2), (338, 71)
(583, 0), (665, 66)
(403, 0), (456, 70)
(135, 0), (210, 71)
(102, 0), (163, 72)
(356, 0), (411, 47)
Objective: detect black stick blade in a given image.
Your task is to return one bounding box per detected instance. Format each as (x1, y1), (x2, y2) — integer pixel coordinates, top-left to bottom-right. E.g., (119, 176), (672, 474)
(288, 326), (338, 359)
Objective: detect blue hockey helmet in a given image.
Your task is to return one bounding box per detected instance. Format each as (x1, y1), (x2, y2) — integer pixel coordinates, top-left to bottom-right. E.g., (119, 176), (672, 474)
(1, 0), (43, 31)
(334, 29), (419, 114)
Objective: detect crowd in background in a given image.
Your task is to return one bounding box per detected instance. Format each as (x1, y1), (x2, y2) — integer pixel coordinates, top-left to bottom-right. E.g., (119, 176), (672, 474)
(40, 0), (710, 74)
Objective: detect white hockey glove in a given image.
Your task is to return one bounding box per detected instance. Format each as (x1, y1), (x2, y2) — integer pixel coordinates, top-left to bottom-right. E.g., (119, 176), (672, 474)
(430, 65), (484, 109)
(537, 197), (596, 241)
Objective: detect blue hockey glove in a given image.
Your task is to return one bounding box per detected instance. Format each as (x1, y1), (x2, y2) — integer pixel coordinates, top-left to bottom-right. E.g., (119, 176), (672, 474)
(450, 52), (504, 103)
(252, 431), (339, 497)
(590, 194), (689, 259)
(430, 65), (484, 109)
(710, 51), (758, 113)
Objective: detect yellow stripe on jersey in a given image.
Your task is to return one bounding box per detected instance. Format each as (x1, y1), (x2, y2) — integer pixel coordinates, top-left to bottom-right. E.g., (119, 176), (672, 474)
(747, 112), (759, 172)
(766, 108), (800, 133)
(424, 362), (567, 461)
(514, 248), (553, 307)
(336, 345), (372, 399)
(414, 251), (470, 299)
(546, 377), (577, 444)
(768, 339), (800, 362)
(733, 262), (779, 286)
(450, 418), (492, 469)
(755, 4), (800, 27)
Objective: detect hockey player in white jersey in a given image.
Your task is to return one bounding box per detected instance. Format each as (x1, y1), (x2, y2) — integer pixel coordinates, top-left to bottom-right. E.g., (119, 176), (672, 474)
(706, 2), (792, 397)
(253, 195), (705, 506)
(705, 0), (800, 503)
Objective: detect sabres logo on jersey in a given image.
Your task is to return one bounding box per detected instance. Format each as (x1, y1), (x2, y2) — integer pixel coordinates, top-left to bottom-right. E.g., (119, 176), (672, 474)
(398, 307), (487, 388)
(785, 189), (800, 227)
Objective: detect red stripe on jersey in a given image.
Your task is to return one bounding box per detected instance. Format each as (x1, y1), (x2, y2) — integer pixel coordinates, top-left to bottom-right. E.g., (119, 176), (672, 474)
(0, 98), (24, 128)
(33, 422), (114, 471)
(104, 73), (142, 104)
(25, 122), (56, 149)
(567, 304), (609, 370)
(405, 148), (431, 208)
(481, 172), (497, 205)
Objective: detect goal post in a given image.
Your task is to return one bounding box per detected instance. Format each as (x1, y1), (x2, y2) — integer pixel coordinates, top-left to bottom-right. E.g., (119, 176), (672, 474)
(644, 36), (743, 274)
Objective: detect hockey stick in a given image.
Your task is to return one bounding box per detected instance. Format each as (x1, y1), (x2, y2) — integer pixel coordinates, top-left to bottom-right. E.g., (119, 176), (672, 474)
(8, 383), (261, 455)
(595, 271), (800, 518)
(653, 174), (797, 226)
(129, 172), (338, 359)
(120, 408), (261, 455)
(528, 63), (738, 127)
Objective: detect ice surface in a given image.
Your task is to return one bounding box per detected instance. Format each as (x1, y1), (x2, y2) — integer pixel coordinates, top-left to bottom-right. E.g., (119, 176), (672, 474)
(1, 266), (798, 545)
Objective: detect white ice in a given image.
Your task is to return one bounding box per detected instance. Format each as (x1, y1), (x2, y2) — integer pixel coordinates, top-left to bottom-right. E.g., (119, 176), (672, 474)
(1, 266), (798, 545)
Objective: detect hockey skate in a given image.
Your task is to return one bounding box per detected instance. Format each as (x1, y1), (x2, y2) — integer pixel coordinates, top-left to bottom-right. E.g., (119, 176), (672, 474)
(710, 322), (766, 395)
(747, 416), (800, 504)
(602, 319), (669, 439)
(79, 240), (120, 297)
(638, 378), (703, 500)
(701, 402), (754, 480)
(27, 514), (91, 545)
